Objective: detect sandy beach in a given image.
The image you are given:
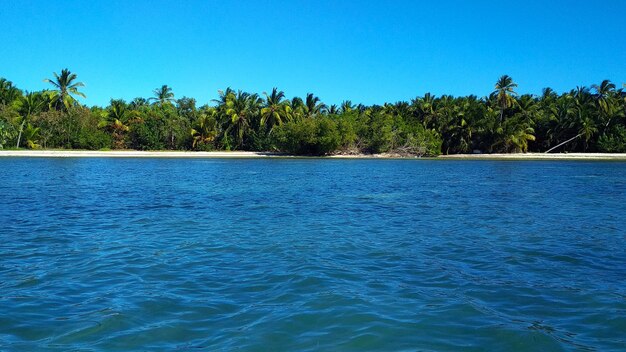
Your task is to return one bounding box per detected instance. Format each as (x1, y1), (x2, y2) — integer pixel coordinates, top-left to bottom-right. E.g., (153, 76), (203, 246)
(437, 153), (626, 160)
(1, 150), (626, 160)
(0, 150), (286, 158)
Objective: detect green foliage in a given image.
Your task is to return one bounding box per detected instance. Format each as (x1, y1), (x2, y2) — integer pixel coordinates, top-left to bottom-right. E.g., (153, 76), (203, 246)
(597, 126), (626, 152)
(2, 73), (625, 155)
(129, 115), (165, 150)
(274, 117), (341, 155)
(23, 123), (41, 149)
(191, 107), (218, 150)
(0, 119), (16, 149)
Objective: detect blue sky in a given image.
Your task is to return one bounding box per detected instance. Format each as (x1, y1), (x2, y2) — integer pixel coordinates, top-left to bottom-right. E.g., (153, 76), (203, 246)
(1, 0), (625, 107)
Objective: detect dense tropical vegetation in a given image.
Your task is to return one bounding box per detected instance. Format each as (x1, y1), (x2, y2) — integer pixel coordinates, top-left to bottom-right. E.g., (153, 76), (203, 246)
(1, 70), (625, 155)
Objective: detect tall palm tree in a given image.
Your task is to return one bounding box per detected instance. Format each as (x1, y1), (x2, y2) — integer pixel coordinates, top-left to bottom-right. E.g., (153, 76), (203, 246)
(492, 75), (518, 121)
(44, 69), (86, 110)
(149, 85), (175, 106)
(260, 88), (291, 132)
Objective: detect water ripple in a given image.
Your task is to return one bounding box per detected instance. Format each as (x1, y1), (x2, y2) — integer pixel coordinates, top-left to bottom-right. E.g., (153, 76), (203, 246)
(1, 158), (626, 351)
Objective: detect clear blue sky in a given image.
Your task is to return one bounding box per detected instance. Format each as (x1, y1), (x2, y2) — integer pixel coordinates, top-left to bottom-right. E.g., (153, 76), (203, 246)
(1, 0), (625, 107)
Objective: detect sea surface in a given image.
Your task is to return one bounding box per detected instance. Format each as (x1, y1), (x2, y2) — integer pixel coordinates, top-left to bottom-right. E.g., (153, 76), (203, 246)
(1, 157), (625, 351)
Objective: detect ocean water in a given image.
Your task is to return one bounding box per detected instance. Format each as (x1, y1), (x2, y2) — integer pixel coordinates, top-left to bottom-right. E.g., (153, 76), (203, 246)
(1, 157), (625, 351)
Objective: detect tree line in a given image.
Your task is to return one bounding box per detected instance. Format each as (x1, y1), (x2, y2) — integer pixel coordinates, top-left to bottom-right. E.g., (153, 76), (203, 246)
(1, 69), (625, 155)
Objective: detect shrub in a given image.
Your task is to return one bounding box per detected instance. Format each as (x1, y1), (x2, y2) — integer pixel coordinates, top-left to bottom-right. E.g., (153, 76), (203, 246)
(274, 117), (341, 155)
(597, 126), (626, 152)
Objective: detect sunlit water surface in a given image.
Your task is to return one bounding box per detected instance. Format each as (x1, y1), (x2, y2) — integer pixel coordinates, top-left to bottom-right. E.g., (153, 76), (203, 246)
(1, 158), (625, 351)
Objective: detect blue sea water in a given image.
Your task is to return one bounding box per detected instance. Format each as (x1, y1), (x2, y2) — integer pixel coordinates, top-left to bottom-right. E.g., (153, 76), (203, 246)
(1, 157), (625, 351)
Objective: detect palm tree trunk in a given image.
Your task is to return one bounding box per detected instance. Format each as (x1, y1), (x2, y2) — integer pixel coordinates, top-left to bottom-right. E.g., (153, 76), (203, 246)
(16, 119), (26, 148)
(544, 133), (583, 153)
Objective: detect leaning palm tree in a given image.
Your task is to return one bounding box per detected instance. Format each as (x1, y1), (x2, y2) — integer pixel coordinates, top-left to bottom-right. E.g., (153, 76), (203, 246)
(149, 85), (175, 106)
(492, 75), (518, 121)
(260, 88), (291, 132)
(545, 87), (596, 152)
(44, 69), (86, 110)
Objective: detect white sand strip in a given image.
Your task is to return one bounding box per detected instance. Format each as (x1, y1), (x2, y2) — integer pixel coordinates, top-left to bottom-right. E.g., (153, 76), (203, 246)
(438, 153), (626, 160)
(0, 150), (625, 160)
(0, 150), (286, 158)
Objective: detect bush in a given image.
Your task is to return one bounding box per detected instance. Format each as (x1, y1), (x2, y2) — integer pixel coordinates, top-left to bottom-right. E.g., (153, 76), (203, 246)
(597, 126), (626, 152)
(129, 117), (165, 150)
(274, 117), (341, 155)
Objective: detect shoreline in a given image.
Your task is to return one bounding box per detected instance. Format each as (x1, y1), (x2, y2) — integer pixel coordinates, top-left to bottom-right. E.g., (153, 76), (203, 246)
(0, 150), (284, 159)
(436, 153), (626, 160)
(1, 150), (626, 160)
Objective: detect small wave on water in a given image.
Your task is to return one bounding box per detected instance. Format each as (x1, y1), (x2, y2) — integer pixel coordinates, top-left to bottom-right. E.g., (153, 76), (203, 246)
(1, 158), (626, 351)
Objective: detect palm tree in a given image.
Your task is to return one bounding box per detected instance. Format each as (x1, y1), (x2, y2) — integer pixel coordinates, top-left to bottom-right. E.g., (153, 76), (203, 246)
(149, 85), (175, 106)
(222, 90), (261, 149)
(16, 92), (45, 148)
(340, 100), (355, 114)
(592, 80), (620, 130)
(572, 87), (597, 151)
(411, 93), (437, 128)
(130, 97), (149, 109)
(191, 107), (218, 149)
(304, 93), (327, 118)
(101, 99), (135, 148)
(546, 87), (596, 152)
(288, 97), (306, 120)
(541, 94), (574, 152)
(491, 116), (535, 153)
(44, 69), (86, 110)
(22, 123), (41, 149)
(214, 88), (235, 107)
(0, 78), (22, 107)
(592, 80), (615, 113)
(260, 88), (291, 132)
(492, 75), (518, 121)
